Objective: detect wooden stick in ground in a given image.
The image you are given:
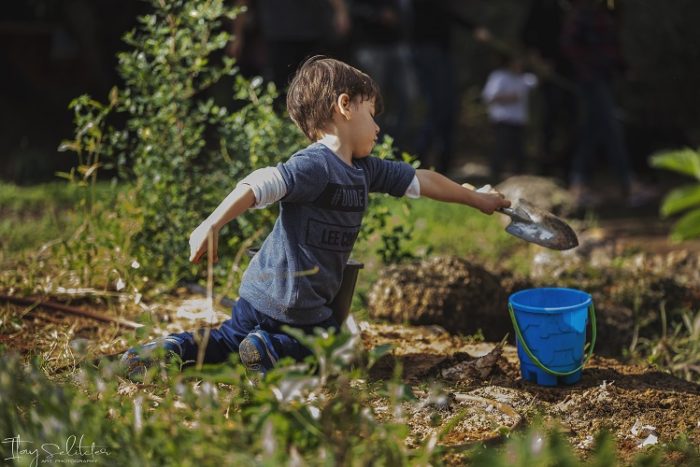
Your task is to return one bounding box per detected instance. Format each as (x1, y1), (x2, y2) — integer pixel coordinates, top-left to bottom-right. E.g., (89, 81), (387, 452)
(195, 228), (215, 370)
(0, 295), (143, 330)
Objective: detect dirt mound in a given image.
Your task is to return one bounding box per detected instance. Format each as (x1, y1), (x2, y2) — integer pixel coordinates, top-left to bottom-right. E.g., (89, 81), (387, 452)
(367, 256), (511, 340)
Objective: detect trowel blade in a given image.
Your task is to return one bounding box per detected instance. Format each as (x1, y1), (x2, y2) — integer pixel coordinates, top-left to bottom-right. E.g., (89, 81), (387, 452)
(503, 199), (579, 250)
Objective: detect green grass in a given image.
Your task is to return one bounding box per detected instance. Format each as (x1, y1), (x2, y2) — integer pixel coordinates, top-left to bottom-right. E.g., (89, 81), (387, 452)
(401, 197), (519, 260)
(0, 181), (120, 257)
(0, 181), (526, 275)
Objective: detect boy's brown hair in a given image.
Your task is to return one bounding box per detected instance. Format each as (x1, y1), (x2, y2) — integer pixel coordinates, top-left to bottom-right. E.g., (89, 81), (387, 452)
(287, 56), (384, 141)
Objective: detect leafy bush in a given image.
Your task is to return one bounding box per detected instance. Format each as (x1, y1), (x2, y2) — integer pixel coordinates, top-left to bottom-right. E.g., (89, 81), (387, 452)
(60, 0), (272, 286)
(650, 147), (700, 241)
(58, 0), (416, 291)
(0, 331), (437, 466)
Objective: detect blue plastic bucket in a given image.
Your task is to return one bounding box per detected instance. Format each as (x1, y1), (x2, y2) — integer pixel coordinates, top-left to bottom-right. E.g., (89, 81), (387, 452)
(508, 288), (596, 387)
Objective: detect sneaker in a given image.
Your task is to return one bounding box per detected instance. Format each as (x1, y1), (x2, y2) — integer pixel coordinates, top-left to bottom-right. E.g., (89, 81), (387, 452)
(238, 328), (279, 374)
(119, 336), (183, 381)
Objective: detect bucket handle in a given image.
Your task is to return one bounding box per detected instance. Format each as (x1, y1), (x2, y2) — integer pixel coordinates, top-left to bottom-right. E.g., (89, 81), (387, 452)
(508, 302), (597, 377)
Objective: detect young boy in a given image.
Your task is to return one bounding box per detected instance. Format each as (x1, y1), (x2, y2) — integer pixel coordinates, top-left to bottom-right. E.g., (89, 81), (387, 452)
(482, 54), (538, 181)
(120, 56), (510, 379)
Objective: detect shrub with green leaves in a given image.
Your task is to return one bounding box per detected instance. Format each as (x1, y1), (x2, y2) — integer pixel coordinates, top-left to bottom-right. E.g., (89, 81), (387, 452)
(60, 0), (415, 290)
(650, 147), (700, 241)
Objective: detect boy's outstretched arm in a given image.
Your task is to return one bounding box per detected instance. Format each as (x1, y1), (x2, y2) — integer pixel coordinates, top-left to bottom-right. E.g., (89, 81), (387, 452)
(415, 169), (511, 214)
(189, 185), (255, 264)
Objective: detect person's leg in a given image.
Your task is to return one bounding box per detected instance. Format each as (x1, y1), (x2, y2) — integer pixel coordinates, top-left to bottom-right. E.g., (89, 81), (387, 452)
(239, 308), (341, 372)
(510, 124), (526, 175)
(120, 298), (260, 379)
(596, 79), (632, 191)
(538, 82), (558, 174)
(570, 80), (608, 206)
(571, 81), (605, 186)
(412, 44), (440, 164)
(260, 313), (341, 362)
(492, 122), (509, 182)
(435, 50), (456, 174)
(560, 84), (579, 179)
(388, 43), (415, 149)
(152, 329), (228, 365)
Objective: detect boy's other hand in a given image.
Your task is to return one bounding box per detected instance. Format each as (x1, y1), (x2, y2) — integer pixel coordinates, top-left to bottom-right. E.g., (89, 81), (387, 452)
(189, 222), (219, 264)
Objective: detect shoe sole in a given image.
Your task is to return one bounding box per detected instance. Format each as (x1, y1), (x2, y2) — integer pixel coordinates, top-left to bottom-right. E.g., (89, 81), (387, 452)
(239, 338), (265, 372)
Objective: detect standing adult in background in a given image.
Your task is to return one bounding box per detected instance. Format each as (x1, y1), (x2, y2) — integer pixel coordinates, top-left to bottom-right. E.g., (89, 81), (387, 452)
(228, 0), (351, 93)
(562, 0), (654, 207)
(410, 0), (490, 174)
(257, 0), (351, 92)
(349, 0), (414, 149)
(521, 0), (577, 178)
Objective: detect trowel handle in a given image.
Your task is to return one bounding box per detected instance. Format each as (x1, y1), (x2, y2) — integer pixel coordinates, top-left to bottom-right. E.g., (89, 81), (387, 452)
(461, 182), (488, 192)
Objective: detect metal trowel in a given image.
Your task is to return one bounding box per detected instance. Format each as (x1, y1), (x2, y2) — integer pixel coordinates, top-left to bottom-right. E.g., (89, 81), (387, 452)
(463, 183), (579, 250)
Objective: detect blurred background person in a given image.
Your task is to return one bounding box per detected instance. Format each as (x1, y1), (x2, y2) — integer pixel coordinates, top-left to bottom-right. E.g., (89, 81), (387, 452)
(247, 0), (351, 93)
(409, 0), (490, 174)
(348, 0), (415, 149)
(562, 0), (654, 207)
(482, 53), (538, 181)
(521, 0), (577, 179)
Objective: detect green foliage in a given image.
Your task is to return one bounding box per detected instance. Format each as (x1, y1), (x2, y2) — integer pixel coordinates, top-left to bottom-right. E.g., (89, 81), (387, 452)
(358, 137), (420, 265)
(469, 426), (580, 466)
(650, 148), (700, 241)
(630, 305), (700, 384)
(4, 338), (686, 467)
(110, 0), (247, 284)
(466, 423), (683, 467)
(58, 0), (415, 290)
(355, 189), (523, 272)
(0, 331), (438, 466)
(58, 0), (298, 287)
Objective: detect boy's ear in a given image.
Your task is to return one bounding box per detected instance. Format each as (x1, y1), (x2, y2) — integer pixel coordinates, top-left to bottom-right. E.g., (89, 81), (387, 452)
(336, 93), (352, 120)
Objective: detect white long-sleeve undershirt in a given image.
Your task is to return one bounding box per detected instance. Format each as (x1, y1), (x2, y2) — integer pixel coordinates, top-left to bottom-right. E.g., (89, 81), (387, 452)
(238, 167), (420, 209)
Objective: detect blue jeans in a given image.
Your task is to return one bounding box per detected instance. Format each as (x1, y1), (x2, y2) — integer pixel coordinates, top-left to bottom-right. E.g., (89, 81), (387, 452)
(491, 122), (526, 180)
(413, 44), (456, 173)
(147, 297), (339, 366)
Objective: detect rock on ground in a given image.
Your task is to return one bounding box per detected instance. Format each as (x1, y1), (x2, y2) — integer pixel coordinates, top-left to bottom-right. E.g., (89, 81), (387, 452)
(495, 175), (577, 216)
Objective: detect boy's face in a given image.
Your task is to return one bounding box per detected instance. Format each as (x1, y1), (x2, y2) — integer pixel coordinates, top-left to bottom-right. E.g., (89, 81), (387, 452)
(348, 98), (380, 158)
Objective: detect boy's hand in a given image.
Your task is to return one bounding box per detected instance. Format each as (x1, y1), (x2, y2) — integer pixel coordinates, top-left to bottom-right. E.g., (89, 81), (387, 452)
(462, 183), (511, 215)
(476, 191), (511, 214)
(189, 222), (219, 264)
